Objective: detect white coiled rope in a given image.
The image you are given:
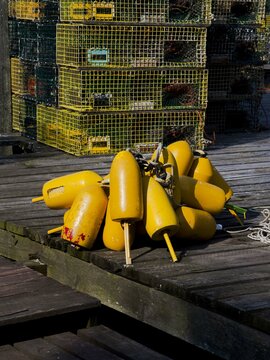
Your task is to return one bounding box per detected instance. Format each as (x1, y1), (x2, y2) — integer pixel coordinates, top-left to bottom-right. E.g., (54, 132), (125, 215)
(247, 208), (270, 244)
(224, 208), (270, 244)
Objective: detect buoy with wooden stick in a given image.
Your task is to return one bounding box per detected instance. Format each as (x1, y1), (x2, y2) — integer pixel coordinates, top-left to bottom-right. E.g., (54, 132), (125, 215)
(103, 198), (135, 251)
(32, 170), (103, 209)
(142, 176), (179, 262)
(109, 150), (143, 266)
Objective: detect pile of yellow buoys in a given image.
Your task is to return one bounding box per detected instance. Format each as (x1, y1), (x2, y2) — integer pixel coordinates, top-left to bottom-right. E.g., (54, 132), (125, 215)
(32, 140), (234, 265)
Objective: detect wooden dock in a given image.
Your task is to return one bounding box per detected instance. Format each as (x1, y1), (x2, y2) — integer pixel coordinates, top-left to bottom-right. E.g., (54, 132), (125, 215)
(0, 247), (172, 359)
(0, 130), (270, 359)
(0, 255), (100, 346)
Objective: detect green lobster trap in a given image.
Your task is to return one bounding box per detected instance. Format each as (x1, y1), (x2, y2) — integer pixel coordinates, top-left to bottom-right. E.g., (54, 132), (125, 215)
(12, 95), (37, 139)
(8, 20), (19, 57)
(8, 0), (59, 21)
(206, 96), (262, 133)
(207, 25), (268, 66)
(59, 0), (212, 25)
(208, 66), (264, 100)
(56, 24), (207, 68)
(58, 67), (208, 112)
(36, 65), (58, 106)
(211, 0), (266, 25)
(18, 21), (56, 64)
(37, 105), (205, 155)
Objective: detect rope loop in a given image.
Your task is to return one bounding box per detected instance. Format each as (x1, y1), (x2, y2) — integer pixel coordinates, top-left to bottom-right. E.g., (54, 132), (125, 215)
(247, 208), (270, 244)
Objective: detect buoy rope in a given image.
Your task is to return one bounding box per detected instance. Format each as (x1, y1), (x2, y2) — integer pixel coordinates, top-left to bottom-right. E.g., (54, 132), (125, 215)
(128, 146), (175, 197)
(224, 208), (270, 244)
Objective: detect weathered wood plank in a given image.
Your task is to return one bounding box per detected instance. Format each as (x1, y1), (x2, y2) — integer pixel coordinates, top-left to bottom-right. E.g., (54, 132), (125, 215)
(14, 338), (81, 360)
(0, 256), (100, 331)
(45, 331), (123, 360)
(0, 230), (44, 262)
(77, 325), (172, 360)
(0, 345), (31, 360)
(41, 248), (270, 360)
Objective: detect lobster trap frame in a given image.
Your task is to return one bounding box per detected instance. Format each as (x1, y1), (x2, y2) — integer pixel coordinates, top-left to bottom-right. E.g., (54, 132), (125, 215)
(208, 66), (264, 100)
(36, 65), (58, 105)
(11, 57), (36, 99)
(8, 0), (59, 21)
(56, 24), (207, 68)
(8, 20), (19, 57)
(58, 67), (208, 112)
(37, 104), (59, 147)
(206, 96), (262, 133)
(12, 95), (37, 139)
(18, 21), (56, 64)
(37, 105), (205, 156)
(211, 0), (266, 25)
(59, 0), (212, 25)
(207, 25), (268, 66)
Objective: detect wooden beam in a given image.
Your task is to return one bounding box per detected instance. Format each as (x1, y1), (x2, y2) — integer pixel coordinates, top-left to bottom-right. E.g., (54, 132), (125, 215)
(0, 0), (12, 133)
(0, 230), (270, 359)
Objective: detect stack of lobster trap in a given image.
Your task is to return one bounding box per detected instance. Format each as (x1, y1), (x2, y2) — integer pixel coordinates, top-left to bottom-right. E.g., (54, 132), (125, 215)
(205, 0), (268, 133)
(34, 0), (212, 156)
(8, 0), (59, 139)
(7, 1), (270, 149)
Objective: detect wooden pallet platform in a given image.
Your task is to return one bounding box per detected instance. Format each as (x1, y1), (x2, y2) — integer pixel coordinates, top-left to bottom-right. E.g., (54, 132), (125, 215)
(0, 130), (270, 359)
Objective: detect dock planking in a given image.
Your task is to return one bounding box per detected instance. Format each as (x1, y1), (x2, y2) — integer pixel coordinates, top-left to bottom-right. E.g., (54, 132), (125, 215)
(0, 325), (172, 360)
(0, 130), (270, 359)
(0, 256), (100, 345)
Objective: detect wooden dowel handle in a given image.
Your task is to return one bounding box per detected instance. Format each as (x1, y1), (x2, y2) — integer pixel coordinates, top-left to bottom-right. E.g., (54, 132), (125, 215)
(124, 222), (132, 266)
(163, 233), (178, 263)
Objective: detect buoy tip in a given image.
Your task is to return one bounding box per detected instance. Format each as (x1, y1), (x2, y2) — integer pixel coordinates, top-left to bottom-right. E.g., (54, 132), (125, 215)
(32, 196), (44, 203)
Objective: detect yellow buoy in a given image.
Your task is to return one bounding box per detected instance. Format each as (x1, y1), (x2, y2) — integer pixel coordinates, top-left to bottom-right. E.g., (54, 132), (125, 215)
(103, 198), (135, 251)
(142, 176), (179, 262)
(101, 173), (110, 196)
(188, 152), (233, 202)
(150, 147), (181, 208)
(174, 206), (216, 241)
(61, 184), (108, 249)
(188, 156), (214, 183)
(110, 150), (143, 265)
(32, 170), (103, 209)
(179, 175), (226, 215)
(167, 140), (194, 176)
(210, 167), (233, 202)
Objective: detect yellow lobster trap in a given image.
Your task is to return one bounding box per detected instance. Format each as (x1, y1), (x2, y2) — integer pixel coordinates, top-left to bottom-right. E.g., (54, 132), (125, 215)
(37, 105), (205, 156)
(12, 95), (37, 139)
(10, 57), (36, 98)
(8, 0), (59, 21)
(56, 24), (207, 68)
(211, 0), (266, 25)
(37, 104), (59, 148)
(58, 67), (208, 112)
(59, 0), (212, 25)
